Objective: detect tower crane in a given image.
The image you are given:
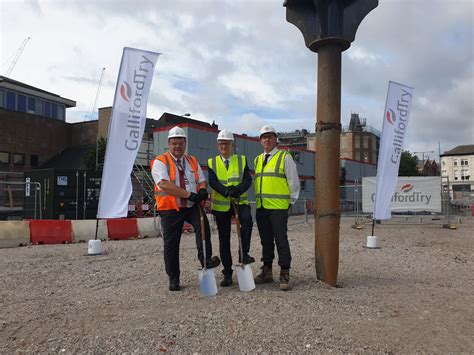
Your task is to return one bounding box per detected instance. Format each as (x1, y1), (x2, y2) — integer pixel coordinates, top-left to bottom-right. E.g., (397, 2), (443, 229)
(88, 67), (106, 121)
(5, 37), (31, 78)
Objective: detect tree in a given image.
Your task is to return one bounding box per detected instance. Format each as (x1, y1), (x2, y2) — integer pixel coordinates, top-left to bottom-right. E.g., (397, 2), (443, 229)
(398, 150), (420, 176)
(82, 137), (107, 171)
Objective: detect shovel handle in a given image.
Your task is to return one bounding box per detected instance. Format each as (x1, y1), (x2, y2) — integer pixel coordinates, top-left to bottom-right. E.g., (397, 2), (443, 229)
(231, 198), (244, 264)
(199, 205), (207, 269)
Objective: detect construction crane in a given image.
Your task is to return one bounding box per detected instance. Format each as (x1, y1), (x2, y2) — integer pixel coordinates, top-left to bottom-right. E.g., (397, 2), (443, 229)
(5, 37), (31, 78)
(88, 67), (106, 121)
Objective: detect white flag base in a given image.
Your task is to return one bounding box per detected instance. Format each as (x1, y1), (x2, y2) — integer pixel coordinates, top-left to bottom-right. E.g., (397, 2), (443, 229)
(366, 235), (379, 249)
(88, 240), (103, 255)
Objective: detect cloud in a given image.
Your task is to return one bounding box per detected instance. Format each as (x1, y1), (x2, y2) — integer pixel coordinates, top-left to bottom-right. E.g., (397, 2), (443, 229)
(1, 0), (472, 157)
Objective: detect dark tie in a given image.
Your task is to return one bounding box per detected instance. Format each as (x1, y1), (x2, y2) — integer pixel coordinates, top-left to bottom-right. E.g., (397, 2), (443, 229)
(263, 153), (270, 167)
(224, 159), (229, 170)
(176, 159), (187, 207)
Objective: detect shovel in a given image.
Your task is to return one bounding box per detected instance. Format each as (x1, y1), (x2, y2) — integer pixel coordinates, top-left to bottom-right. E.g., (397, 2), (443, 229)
(198, 204), (218, 297)
(231, 199), (255, 292)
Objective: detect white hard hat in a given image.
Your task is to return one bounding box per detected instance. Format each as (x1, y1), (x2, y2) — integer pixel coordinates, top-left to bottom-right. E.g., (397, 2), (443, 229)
(259, 125), (277, 138)
(168, 126), (187, 139)
(217, 129), (234, 142)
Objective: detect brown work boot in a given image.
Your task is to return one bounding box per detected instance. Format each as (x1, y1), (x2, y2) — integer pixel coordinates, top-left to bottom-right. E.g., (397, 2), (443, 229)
(279, 269), (290, 291)
(254, 265), (273, 284)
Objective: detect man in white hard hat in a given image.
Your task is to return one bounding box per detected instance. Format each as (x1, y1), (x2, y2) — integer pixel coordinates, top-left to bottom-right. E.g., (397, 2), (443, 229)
(207, 129), (254, 287)
(151, 125), (220, 291)
(253, 125), (300, 291)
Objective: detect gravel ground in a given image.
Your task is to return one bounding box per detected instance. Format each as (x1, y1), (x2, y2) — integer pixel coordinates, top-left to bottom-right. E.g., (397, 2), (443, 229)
(1, 216), (473, 353)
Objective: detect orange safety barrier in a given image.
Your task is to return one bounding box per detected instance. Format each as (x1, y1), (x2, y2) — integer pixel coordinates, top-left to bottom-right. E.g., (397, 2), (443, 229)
(30, 220), (74, 244)
(107, 218), (139, 240)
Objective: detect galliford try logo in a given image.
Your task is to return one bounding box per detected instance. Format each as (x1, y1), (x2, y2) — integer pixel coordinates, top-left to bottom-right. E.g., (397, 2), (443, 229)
(388, 88), (413, 164)
(371, 184), (432, 204)
(119, 55), (155, 151)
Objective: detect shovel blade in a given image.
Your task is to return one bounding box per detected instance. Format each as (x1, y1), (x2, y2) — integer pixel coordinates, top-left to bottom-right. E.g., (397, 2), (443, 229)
(236, 264), (255, 292)
(199, 268), (218, 296)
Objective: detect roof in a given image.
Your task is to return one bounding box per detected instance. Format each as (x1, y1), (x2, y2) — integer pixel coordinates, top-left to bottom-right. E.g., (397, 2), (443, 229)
(0, 75), (76, 108)
(155, 112), (218, 130)
(440, 145), (474, 157)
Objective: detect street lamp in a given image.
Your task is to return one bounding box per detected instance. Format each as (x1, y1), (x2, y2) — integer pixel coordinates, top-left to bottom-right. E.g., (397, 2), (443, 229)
(414, 151), (434, 176)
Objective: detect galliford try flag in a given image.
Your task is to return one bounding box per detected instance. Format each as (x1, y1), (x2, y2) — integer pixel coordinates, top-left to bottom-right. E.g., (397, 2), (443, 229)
(98, 47), (160, 218)
(373, 81), (414, 220)
(363, 177), (441, 213)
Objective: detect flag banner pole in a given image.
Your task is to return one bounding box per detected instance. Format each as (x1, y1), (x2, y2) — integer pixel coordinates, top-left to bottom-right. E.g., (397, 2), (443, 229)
(97, 47), (160, 219)
(373, 81), (415, 221)
(94, 218), (99, 241)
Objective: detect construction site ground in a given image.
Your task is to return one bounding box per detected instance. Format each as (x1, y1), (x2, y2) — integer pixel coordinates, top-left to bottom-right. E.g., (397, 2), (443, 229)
(1, 216), (473, 353)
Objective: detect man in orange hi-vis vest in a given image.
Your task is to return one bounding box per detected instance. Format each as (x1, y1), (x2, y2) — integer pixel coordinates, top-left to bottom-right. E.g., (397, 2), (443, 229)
(151, 126), (220, 291)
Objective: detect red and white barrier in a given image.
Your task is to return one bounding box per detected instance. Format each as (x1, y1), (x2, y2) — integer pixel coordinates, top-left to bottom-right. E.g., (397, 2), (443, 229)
(107, 218), (139, 240)
(0, 221), (30, 248)
(0, 217), (165, 249)
(71, 220), (108, 243)
(30, 220), (74, 244)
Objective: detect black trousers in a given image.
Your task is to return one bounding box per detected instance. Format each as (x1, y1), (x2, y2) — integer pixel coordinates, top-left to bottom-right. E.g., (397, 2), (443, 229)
(256, 207), (291, 269)
(213, 204), (253, 275)
(159, 204), (212, 283)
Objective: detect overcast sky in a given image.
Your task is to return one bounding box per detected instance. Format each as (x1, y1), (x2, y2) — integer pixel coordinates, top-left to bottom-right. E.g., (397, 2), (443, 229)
(1, 0), (473, 160)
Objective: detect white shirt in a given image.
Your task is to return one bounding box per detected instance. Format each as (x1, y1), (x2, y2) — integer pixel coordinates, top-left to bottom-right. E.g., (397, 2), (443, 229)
(262, 147), (300, 204)
(151, 152), (206, 207)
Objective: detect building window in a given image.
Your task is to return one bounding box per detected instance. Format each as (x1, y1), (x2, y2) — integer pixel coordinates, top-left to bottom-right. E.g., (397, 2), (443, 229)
(57, 105), (65, 120)
(27, 96), (36, 113)
(290, 150), (301, 163)
(454, 159), (457, 166)
(6, 91), (16, 110)
(36, 99), (43, 116)
(44, 101), (51, 118)
(461, 170), (470, 181)
(363, 136), (369, 149)
(13, 153), (25, 166)
(461, 159), (468, 166)
(17, 94), (27, 112)
(52, 103), (58, 119)
(300, 180), (306, 191)
(0, 151), (9, 164)
(0, 89), (4, 107)
(30, 154), (39, 168)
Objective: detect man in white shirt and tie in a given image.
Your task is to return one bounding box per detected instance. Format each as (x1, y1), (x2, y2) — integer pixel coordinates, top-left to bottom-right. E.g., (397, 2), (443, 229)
(151, 126), (220, 291)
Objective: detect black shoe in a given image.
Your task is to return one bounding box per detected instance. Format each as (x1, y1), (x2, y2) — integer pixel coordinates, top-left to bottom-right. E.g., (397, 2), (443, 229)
(206, 256), (221, 269)
(220, 274), (233, 287)
(240, 254), (255, 265)
(169, 283), (181, 291)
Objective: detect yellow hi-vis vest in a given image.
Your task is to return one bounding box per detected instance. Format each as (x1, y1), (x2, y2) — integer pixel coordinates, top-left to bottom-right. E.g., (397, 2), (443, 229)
(254, 150), (290, 209)
(208, 155), (249, 212)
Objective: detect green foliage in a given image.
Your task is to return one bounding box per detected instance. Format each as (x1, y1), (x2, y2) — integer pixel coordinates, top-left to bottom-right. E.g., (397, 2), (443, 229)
(82, 137), (107, 171)
(398, 150), (420, 176)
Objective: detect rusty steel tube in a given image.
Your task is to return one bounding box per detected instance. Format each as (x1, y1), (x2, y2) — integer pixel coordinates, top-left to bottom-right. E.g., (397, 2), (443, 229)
(315, 42), (342, 287)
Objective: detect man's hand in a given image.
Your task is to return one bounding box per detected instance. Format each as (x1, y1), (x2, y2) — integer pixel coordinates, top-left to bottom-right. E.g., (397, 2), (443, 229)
(188, 192), (200, 203)
(198, 188), (208, 201)
(228, 186), (240, 198)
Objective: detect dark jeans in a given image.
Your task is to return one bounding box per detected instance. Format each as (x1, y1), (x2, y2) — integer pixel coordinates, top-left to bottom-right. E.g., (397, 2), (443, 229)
(213, 204), (253, 275)
(256, 207), (291, 269)
(159, 204), (212, 283)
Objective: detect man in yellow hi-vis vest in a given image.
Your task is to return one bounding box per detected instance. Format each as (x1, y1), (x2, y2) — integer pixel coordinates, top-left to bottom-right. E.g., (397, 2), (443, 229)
(254, 125), (300, 291)
(208, 129), (254, 287)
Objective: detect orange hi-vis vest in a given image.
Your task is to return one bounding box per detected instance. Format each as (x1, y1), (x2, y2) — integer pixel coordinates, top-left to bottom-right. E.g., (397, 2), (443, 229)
(150, 152), (203, 211)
